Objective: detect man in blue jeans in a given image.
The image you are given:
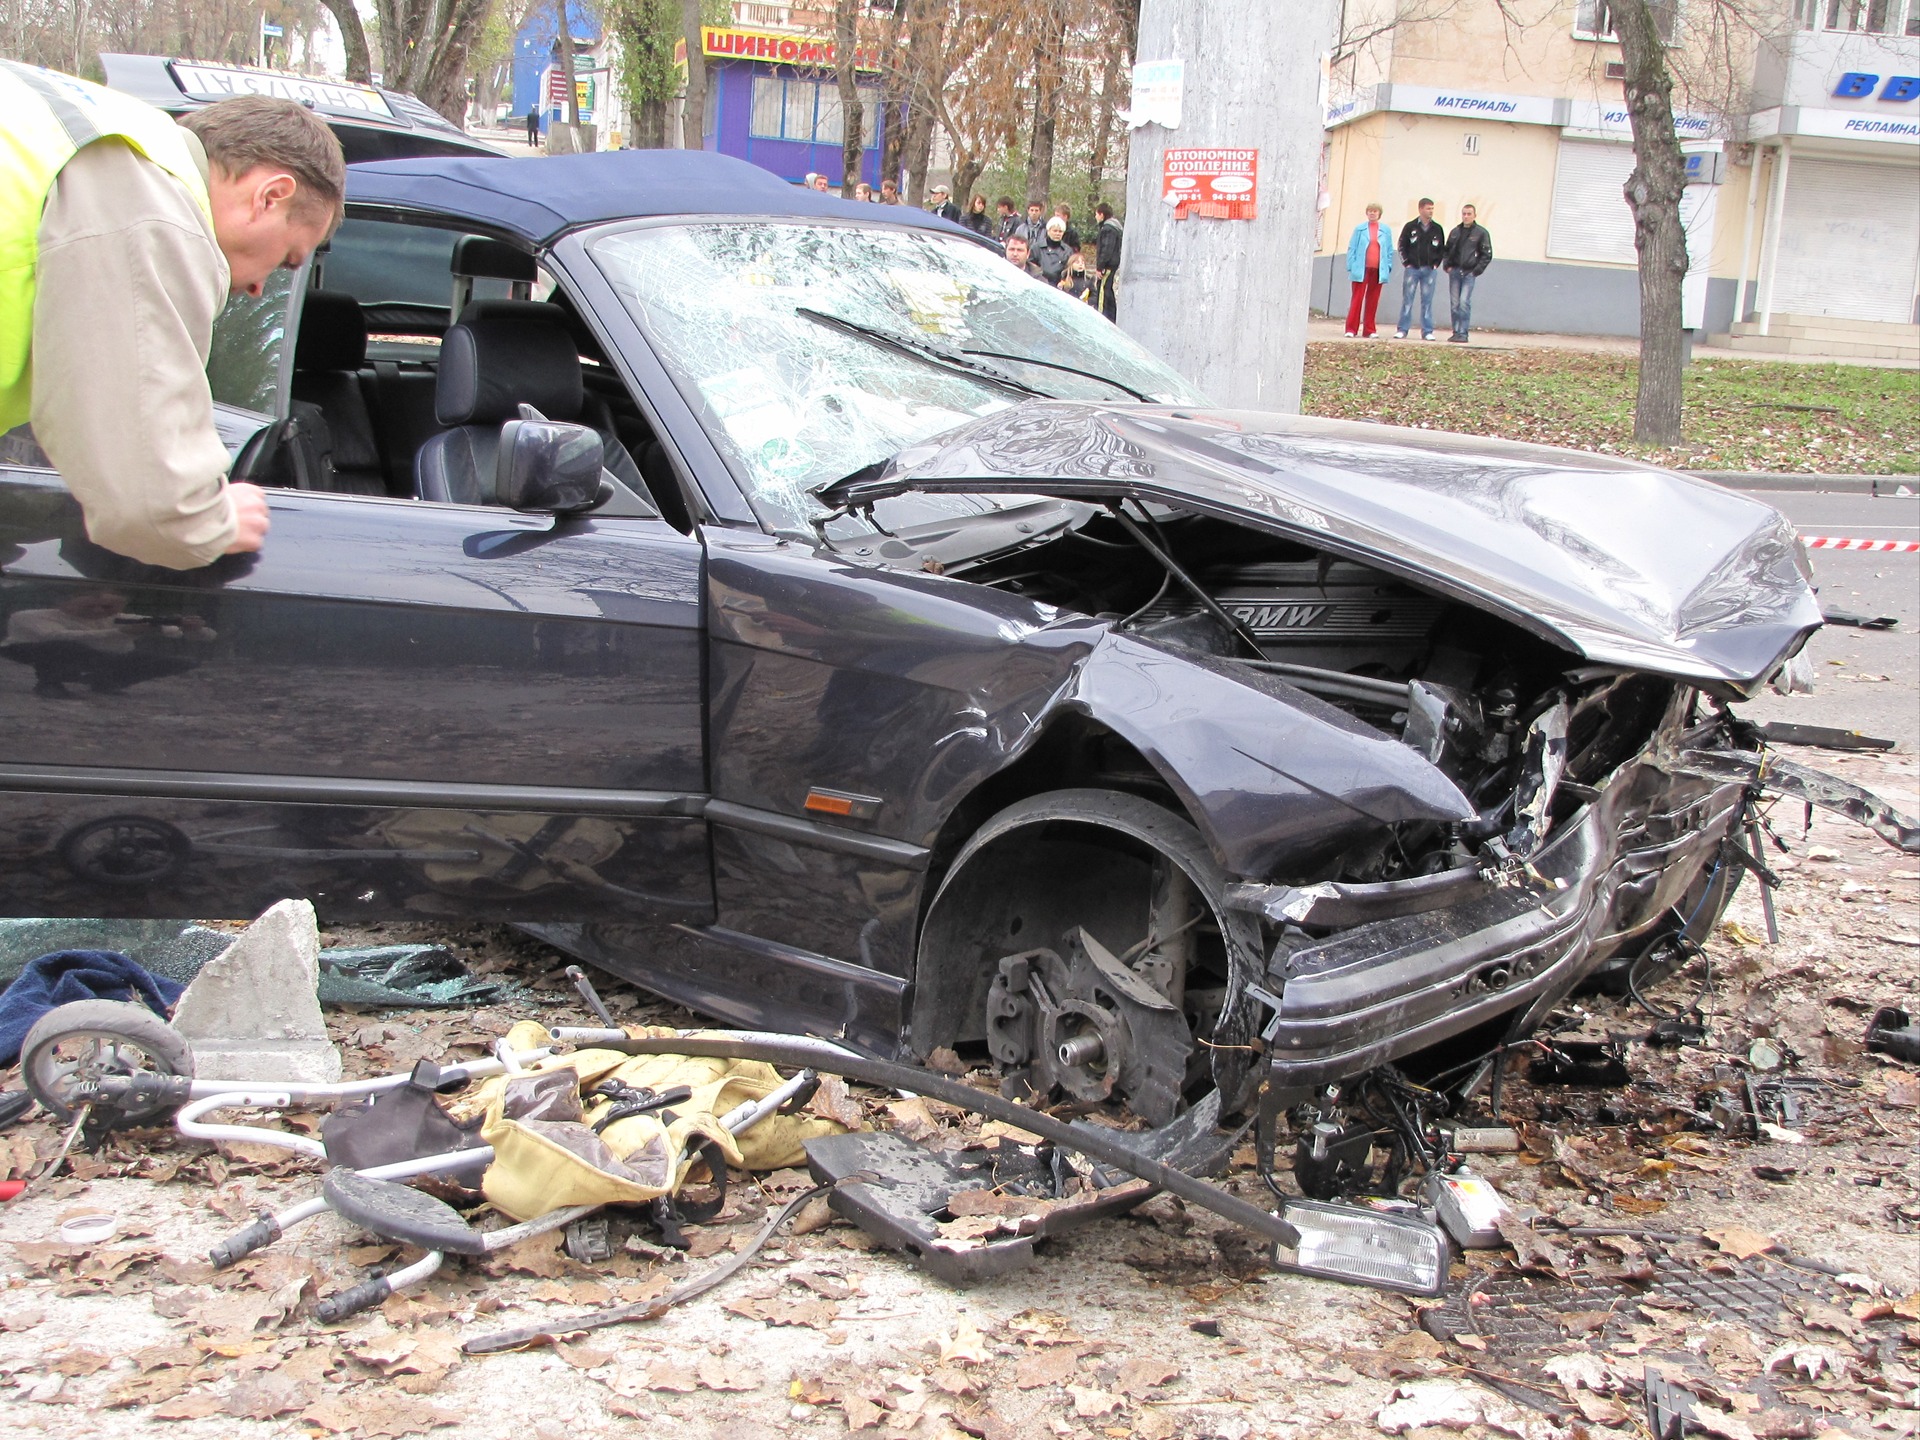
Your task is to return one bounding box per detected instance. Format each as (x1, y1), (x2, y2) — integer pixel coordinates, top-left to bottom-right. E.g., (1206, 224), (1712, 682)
(1394, 197), (1445, 340)
(1442, 204), (1493, 343)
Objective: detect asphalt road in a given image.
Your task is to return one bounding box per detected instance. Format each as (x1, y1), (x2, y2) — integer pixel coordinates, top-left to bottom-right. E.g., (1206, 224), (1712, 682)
(1729, 487), (1920, 750)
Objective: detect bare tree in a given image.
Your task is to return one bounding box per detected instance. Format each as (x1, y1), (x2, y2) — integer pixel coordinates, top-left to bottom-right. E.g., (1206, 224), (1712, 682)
(315, 0), (373, 81)
(1514, 0), (1768, 444)
(1612, 0), (1690, 444)
(900, 0), (947, 203)
(1083, 1), (1133, 214)
(1024, 0), (1069, 206)
(835, 0), (864, 193)
(319, 0), (496, 122)
(873, 0), (911, 190)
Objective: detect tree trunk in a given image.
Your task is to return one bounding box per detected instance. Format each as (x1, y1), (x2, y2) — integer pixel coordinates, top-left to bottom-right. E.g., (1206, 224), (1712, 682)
(318, 0), (373, 83)
(876, 1), (911, 191)
(1121, 0), (1335, 409)
(903, 107), (935, 206)
(835, 0), (863, 193)
(1024, 5), (1067, 208)
(680, 0), (706, 149)
(1614, 0), (1689, 446)
(901, 0), (943, 205)
(418, 0), (495, 125)
(1086, 24), (1125, 215)
(953, 152), (985, 208)
(555, 0), (582, 128)
(632, 97), (668, 148)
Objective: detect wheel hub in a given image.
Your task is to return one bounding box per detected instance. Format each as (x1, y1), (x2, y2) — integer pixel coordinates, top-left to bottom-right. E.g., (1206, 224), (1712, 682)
(984, 927), (1193, 1126)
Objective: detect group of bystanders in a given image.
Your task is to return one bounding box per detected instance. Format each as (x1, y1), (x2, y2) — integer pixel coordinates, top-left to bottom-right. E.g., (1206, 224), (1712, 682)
(1343, 199), (1493, 343)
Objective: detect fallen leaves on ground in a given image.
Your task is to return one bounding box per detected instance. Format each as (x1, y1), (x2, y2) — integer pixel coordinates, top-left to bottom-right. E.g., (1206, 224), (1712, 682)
(1495, 1215), (1568, 1276)
(1066, 1382), (1122, 1417)
(1013, 1347), (1082, 1388)
(223, 1371), (307, 1420)
(938, 1317), (993, 1365)
(1705, 1226), (1778, 1260)
(721, 1292), (839, 1329)
(1117, 1357), (1179, 1396)
(301, 1395), (463, 1436)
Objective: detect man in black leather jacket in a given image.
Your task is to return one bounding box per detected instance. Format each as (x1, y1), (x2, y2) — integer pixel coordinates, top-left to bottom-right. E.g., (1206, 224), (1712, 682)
(1394, 197), (1445, 340)
(1442, 204), (1493, 343)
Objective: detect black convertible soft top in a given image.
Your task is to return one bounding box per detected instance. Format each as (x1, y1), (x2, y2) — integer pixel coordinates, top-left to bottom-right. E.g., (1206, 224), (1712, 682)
(346, 149), (980, 248)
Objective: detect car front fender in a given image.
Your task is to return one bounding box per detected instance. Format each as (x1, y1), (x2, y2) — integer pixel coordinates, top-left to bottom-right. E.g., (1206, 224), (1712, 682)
(1045, 632), (1477, 879)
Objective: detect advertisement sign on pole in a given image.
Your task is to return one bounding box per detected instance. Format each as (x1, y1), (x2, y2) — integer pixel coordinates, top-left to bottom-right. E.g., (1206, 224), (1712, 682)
(1162, 147), (1259, 219)
(1125, 59), (1185, 129)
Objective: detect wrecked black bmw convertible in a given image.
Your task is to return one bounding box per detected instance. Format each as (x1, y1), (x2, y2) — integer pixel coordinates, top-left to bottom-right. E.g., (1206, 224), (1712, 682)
(1, 150), (1893, 1143)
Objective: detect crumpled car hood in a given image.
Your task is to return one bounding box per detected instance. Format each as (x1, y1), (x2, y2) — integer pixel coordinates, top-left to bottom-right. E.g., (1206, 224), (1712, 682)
(831, 403), (1821, 692)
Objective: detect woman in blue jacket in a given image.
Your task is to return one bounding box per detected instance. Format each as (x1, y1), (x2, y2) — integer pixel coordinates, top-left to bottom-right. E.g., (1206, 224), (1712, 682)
(1343, 204), (1393, 338)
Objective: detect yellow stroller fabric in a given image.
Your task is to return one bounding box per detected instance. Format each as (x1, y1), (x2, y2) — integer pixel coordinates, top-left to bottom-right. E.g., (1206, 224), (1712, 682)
(460, 1024), (850, 1222)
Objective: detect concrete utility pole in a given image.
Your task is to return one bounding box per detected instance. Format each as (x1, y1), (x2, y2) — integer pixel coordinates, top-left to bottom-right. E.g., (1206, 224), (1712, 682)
(1119, 0), (1336, 412)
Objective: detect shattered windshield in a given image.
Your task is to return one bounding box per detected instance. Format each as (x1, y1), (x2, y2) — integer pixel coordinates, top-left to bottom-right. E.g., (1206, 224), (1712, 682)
(587, 219), (1204, 534)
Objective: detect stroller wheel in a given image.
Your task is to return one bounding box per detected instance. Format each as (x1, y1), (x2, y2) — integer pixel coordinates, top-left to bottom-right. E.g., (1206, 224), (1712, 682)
(21, 999), (194, 1125)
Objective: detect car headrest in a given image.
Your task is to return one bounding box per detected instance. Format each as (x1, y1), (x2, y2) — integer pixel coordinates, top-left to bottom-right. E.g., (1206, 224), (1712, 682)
(451, 235), (538, 283)
(434, 300), (582, 427)
(293, 290), (367, 372)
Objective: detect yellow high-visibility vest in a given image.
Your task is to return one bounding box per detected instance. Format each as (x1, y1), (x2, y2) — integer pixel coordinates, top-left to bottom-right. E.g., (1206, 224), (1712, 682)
(0, 61), (214, 433)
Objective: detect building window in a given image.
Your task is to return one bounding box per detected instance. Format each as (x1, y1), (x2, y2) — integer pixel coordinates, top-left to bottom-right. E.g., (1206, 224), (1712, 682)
(1797, 0), (1916, 29)
(1573, 0), (1679, 41)
(748, 74), (877, 148)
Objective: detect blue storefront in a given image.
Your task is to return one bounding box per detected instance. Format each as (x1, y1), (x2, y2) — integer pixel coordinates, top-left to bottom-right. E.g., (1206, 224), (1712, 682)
(699, 25), (886, 186)
(509, 0), (600, 131)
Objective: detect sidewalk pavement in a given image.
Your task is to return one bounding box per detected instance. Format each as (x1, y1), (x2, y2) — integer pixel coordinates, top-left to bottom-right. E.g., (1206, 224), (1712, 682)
(1305, 315), (1919, 371)
(468, 125), (541, 156)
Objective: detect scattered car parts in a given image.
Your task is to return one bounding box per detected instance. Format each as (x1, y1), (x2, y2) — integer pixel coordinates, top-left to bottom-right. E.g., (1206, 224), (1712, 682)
(1864, 1006), (1920, 1063)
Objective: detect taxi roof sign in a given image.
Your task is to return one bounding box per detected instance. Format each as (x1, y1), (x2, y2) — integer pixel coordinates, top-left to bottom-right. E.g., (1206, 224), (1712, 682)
(168, 61), (395, 117)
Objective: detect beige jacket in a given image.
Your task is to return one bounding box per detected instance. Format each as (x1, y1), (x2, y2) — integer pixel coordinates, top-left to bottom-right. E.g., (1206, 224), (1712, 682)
(29, 133), (237, 569)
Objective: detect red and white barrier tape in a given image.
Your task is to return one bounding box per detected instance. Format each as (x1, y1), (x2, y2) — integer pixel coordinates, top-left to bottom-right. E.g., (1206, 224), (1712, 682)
(1801, 536), (1920, 553)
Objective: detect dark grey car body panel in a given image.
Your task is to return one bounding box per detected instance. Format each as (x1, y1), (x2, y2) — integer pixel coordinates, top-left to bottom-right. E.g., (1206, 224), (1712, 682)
(824, 403), (1822, 694)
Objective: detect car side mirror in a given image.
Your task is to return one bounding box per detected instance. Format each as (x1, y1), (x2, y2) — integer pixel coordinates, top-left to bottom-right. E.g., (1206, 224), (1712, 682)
(230, 417), (298, 485)
(494, 416), (609, 513)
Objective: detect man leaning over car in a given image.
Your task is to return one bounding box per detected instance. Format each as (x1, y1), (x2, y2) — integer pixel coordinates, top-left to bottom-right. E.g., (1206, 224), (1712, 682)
(0, 62), (345, 569)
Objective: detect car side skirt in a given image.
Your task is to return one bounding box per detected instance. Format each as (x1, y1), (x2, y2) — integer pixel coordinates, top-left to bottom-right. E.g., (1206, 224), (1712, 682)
(522, 920), (908, 1058)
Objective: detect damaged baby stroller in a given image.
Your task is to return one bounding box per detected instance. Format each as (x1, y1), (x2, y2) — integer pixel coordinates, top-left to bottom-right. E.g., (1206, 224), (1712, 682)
(17, 993), (836, 1321)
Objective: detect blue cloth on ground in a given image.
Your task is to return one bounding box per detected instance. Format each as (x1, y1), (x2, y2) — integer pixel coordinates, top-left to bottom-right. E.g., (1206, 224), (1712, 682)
(0, 950), (184, 1066)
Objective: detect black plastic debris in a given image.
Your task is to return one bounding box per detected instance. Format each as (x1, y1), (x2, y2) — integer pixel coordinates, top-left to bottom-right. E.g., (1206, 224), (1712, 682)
(1819, 607), (1898, 631)
(1865, 1006), (1920, 1063)
(803, 1129), (1152, 1284)
(1643, 1364), (1701, 1440)
(1751, 721), (1895, 752)
(1527, 1039), (1632, 1088)
(803, 1089), (1239, 1285)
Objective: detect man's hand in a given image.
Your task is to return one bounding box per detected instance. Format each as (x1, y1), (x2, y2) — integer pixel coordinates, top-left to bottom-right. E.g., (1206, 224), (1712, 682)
(223, 481), (270, 554)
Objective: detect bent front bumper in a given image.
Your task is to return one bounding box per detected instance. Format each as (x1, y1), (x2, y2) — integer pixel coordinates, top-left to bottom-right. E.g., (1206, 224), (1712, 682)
(1255, 730), (1750, 1089)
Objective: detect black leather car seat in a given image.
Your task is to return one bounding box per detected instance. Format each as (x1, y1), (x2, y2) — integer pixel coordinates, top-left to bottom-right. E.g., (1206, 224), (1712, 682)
(413, 300), (646, 506)
(289, 290), (387, 495)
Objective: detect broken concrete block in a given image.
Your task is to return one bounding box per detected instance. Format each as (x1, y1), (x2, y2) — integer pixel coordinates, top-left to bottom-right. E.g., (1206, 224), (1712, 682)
(171, 899), (341, 1083)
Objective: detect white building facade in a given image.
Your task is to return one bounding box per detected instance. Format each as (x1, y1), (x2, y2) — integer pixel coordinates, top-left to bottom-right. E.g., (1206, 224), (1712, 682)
(1315, 0), (1920, 356)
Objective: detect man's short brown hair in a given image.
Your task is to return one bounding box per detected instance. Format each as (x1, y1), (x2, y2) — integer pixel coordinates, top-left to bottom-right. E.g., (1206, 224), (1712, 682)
(180, 96), (347, 227)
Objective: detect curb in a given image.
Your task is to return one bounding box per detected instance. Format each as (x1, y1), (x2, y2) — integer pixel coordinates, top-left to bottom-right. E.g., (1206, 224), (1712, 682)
(1686, 472), (1912, 495)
